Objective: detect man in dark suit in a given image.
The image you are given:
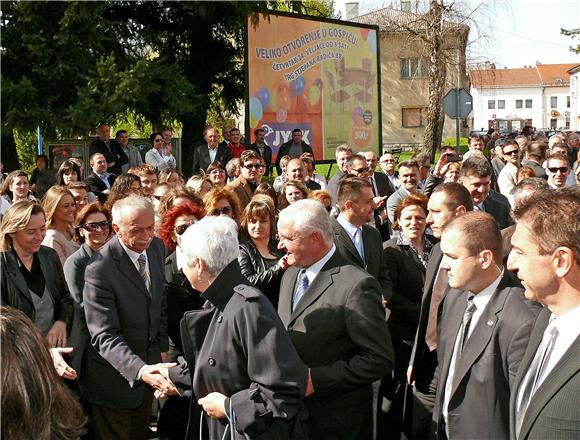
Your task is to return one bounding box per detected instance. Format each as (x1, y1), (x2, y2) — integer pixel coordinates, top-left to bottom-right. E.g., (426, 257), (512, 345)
(327, 144), (353, 204)
(364, 151), (394, 240)
(433, 212), (538, 439)
(275, 128), (313, 175)
(89, 123), (128, 176)
(332, 176), (393, 301)
(508, 187), (580, 440)
(286, 158), (321, 191)
(191, 126), (232, 175)
(277, 199), (394, 440)
(82, 196), (175, 439)
(226, 149), (261, 211)
(408, 183), (473, 439)
(460, 153), (514, 230)
(521, 141), (547, 179)
(84, 153), (117, 203)
(249, 127), (273, 175)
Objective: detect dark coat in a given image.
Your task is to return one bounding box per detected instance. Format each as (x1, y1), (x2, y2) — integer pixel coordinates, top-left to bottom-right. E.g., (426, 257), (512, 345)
(275, 141), (313, 175)
(383, 236), (435, 342)
(170, 259), (308, 440)
(238, 239), (285, 308)
(89, 138), (128, 176)
(483, 194), (514, 230)
(509, 307), (580, 440)
(84, 171), (117, 203)
(1, 246), (73, 328)
(278, 250), (394, 439)
(433, 271), (540, 440)
(191, 144), (232, 175)
(249, 143), (273, 176)
(82, 235), (168, 408)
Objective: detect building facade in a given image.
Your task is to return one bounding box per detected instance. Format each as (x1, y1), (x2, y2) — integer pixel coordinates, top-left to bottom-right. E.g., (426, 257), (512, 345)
(567, 64), (580, 130)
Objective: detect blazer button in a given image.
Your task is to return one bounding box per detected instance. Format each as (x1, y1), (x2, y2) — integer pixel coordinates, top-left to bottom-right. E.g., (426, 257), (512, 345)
(208, 358), (216, 366)
(217, 315), (223, 323)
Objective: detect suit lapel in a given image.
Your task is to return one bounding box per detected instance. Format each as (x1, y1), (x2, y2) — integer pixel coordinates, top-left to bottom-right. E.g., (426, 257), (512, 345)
(278, 266), (299, 326)
(3, 252), (33, 307)
(333, 218), (364, 267)
(147, 242), (162, 300)
(110, 236), (151, 299)
(438, 291), (465, 393)
(289, 264), (339, 324)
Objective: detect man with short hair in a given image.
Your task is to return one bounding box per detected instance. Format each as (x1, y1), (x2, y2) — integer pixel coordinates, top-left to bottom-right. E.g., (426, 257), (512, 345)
(508, 187), (580, 440)
(546, 153), (572, 189)
(113, 130), (143, 173)
(275, 128), (313, 175)
(82, 196), (174, 439)
(89, 123), (128, 176)
(468, 135), (485, 152)
(566, 131), (579, 167)
(365, 151), (395, 198)
(514, 135), (528, 152)
(460, 155), (513, 229)
(492, 145), (506, 176)
(218, 126), (231, 150)
(67, 181), (92, 211)
(521, 141), (547, 179)
(412, 152), (432, 191)
(286, 158), (321, 191)
(327, 144), (353, 204)
(225, 158), (241, 182)
(227, 127), (245, 159)
(498, 140), (522, 207)
(249, 128), (273, 175)
(191, 127), (232, 175)
(85, 153), (117, 203)
(433, 212), (538, 440)
(131, 164), (158, 198)
(301, 156), (326, 189)
(386, 159), (420, 225)
(379, 152), (400, 191)
(408, 183), (473, 439)
(277, 199), (394, 439)
(227, 149), (262, 210)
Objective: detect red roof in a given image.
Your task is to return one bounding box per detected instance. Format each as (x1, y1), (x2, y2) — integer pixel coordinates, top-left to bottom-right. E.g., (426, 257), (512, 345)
(471, 63), (578, 88)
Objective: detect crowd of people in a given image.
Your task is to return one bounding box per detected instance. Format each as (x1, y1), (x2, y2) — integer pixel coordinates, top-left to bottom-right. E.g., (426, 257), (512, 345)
(0, 123), (579, 440)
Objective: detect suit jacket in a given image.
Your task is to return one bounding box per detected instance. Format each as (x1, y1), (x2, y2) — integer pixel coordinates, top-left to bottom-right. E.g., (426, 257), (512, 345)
(82, 235), (168, 408)
(492, 156), (506, 177)
(278, 250), (394, 439)
(409, 243), (443, 386)
(483, 195), (514, 230)
(373, 171), (396, 198)
(331, 216), (393, 301)
(191, 144), (232, 175)
(433, 272), (539, 440)
(521, 159), (547, 179)
(275, 141), (313, 175)
(84, 171), (116, 203)
(226, 176), (254, 210)
(89, 138), (128, 176)
(249, 143), (273, 175)
(510, 307), (580, 440)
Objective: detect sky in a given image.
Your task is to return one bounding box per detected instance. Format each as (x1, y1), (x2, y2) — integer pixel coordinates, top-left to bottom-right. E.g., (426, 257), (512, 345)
(334, 0), (580, 68)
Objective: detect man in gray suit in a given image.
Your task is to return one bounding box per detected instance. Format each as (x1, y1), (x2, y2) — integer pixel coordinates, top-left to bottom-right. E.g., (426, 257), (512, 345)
(277, 199), (394, 440)
(433, 212), (538, 440)
(83, 196), (176, 439)
(508, 187), (580, 440)
(327, 144), (353, 204)
(386, 159), (421, 225)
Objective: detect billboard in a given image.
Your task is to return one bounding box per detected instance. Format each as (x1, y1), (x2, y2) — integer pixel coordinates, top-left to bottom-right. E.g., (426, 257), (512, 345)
(246, 12), (381, 161)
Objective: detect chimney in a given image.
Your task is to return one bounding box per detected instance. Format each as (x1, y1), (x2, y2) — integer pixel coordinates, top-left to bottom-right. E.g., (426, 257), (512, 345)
(345, 2), (359, 20)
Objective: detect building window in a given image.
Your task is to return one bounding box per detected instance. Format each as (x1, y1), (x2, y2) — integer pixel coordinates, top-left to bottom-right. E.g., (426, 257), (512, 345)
(516, 99), (523, 109)
(525, 99), (532, 108)
(498, 100), (505, 109)
(567, 96), (571, 108)
(400, 58), (428, 79)
(488, 100), (495, 109)
(550, 118), (558, 129)
(402, 107), (426, 127)
(550, 96), (558, 108)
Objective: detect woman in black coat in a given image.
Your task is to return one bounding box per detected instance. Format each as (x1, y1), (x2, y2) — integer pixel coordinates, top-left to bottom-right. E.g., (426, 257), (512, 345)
(166, 215), (308, 440)
(379, 194), (435, 440)
(238, 195), (289, 308)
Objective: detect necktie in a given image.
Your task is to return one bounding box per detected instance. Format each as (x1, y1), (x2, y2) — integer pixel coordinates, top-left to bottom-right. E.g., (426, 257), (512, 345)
(456, 296), (477, 355)
(516, 325), (559, 436)
(137, 254), (151, 294)
(292, 269), (309, 312)
(425, 265), (449, 350)
(369, 176), (378, 196)
(353, 228), (365, 261)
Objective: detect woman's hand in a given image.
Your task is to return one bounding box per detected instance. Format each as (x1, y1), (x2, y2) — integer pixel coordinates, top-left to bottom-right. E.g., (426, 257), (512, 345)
(47, 320), (67, 348)
(198, 392), (227, 419)
(277, 254), (290, 270)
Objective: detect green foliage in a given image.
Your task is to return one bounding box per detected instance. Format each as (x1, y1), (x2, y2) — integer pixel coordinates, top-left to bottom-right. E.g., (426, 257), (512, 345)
(14, 130), (38, 174)
(561, 28), (580, 54)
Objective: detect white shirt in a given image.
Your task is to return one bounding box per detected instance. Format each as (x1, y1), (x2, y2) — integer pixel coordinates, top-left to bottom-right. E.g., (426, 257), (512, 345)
(95, 171), (112, 189)
(337, 215), (364, 257)
(516, 305), (580, 410)
(301, 244), (336, 287)
(386, 172), (400, 189)
(145, 147), (175, 171)
(208, 145), (218, 163)
(443, 271), (503, 423)
(118, 239), (150, 291)
(497, 162), (518, 207)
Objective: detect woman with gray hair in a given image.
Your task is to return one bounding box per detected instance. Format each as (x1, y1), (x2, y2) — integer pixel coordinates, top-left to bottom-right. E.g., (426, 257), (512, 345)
(168, 215), (308, 439)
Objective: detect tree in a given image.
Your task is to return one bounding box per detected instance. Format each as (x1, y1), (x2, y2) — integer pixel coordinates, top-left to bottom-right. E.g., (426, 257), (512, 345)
(561, 28), (580, 54)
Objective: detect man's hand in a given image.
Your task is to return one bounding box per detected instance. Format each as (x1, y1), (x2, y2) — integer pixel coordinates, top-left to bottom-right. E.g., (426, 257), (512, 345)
(305, 369), (315, 397)
(50, 347), (77, 380)
(107, 161), (116, 168)
(433, 152), (450, 177)
(372, 195), (387, 210)
(141, 363), (178, 395)
(198, 392), (227, 419)
(47, 320), (67, 348)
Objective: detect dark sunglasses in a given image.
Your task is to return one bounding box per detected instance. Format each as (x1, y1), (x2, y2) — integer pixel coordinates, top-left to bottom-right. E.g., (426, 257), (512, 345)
(174, 223), (195, 236)
(154, 138), (163, 143)
(244, 164), (261, 170)
(504, 149), (519, 156)
(352, 167), (369, 173)
(547, 166), (568, 174)
(211, 206), (232, 216)
(79, 221), (110, 232)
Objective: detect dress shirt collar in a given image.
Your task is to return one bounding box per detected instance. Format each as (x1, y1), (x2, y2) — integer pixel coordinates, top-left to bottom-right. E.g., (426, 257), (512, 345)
(470, 269), (503, 305)
(337, 214), (361, 238)
(303, 244), (336, 286)
(95, 171), (110, 180)
(549, 305), (580, 336)
(118, 238), (146, 270)
(175, 246), (185, 271)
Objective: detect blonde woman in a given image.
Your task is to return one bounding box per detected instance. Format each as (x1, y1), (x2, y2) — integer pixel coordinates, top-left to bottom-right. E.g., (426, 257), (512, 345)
(41, 186), (80, 265)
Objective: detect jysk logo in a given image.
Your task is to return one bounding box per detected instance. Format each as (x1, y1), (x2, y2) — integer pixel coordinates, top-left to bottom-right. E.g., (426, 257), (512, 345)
(260, 122), (312, 155)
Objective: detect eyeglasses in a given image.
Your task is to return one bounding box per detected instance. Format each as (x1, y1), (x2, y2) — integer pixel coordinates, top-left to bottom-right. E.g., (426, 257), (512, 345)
(244, 164), (261, 170)
(79, 221), (110, 232)
(547, 166), (568, 174)
(174, 223), (195, 236)
(211, 206), (232, 216)
(352, 167), (369, 173)
(210, 169), (225, 174)
(503, 149), (519, 156)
